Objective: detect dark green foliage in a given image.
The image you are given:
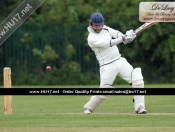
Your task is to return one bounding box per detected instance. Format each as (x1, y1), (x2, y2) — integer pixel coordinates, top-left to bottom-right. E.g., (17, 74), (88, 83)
(0, 0), (175, 85)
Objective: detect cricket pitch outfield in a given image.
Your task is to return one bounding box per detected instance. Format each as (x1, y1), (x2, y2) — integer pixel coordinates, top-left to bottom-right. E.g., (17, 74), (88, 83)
(0, 84), (175, 132)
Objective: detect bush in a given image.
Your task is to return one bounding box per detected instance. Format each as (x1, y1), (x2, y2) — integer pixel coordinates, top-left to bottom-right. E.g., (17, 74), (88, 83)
(9, 64), (132, 86)
(14, 73), (38, 85)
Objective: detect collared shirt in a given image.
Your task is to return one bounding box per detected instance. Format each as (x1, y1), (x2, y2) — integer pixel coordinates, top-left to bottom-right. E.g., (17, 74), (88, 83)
(87, 25), (124, 66)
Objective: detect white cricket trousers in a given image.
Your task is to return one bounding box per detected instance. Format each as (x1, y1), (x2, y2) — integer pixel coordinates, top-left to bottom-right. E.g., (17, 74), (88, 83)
(100, 57), (133, 87)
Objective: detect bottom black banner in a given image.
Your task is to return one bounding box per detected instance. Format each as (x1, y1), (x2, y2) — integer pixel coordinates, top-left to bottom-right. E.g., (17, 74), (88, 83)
(0, 88), (175, 95)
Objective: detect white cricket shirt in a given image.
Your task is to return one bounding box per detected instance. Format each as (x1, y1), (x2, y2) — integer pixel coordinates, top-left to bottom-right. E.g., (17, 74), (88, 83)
(87, 25), (124, 66)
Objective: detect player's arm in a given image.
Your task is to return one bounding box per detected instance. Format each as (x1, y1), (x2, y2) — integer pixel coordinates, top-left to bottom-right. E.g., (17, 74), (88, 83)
(105, 26), (124, 39)
(88, 35), (123, 48)
(88, 29), (136, 48)
(106, 26), (136, 45)
(110, 30), (137, 46)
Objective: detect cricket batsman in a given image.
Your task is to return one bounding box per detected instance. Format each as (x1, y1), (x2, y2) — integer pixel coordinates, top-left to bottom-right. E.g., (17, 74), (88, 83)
(84, 13), (146, 114)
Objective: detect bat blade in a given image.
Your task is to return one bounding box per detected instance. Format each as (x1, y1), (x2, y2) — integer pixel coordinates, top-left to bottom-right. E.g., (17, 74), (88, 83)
(134, 22), (158, 35)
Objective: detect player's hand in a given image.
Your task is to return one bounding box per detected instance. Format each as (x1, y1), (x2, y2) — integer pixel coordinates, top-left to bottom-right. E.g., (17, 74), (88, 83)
(123, 29), (136, 44)
(126, 29), (135, 36)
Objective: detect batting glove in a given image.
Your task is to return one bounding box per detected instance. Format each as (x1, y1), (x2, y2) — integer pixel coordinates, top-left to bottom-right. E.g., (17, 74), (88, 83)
(123, 29), (136, 44)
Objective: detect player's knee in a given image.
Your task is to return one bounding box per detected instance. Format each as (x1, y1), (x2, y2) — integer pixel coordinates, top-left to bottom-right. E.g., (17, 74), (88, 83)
(131, 67), (144, 88)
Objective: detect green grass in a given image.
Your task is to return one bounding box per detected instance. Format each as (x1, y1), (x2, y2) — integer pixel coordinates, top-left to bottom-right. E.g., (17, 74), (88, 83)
(1, 84), (175, 88)
(0, 85), (175, 132)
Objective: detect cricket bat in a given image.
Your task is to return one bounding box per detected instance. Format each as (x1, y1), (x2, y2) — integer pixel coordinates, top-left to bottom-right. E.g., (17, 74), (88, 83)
(134, 22), (158, 35)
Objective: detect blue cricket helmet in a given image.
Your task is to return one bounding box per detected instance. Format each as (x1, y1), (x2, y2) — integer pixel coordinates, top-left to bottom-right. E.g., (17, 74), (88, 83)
(90, 13), (104, 25)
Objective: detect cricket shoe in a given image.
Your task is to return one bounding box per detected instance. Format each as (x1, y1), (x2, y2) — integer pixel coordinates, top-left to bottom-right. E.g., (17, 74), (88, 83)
(135, 106), (147, 114)
(84, 109), (92, 114)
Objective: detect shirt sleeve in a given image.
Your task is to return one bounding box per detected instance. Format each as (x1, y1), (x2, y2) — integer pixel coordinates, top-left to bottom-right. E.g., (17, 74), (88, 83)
(105, 26), (124, 39)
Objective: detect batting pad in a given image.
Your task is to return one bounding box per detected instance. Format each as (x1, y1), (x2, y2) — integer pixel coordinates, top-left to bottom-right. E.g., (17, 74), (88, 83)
(84, 95), (108, 112)
(131, 68), (144, 88)
(132, 68), (145, 111)
(133, 95), (145, 111)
